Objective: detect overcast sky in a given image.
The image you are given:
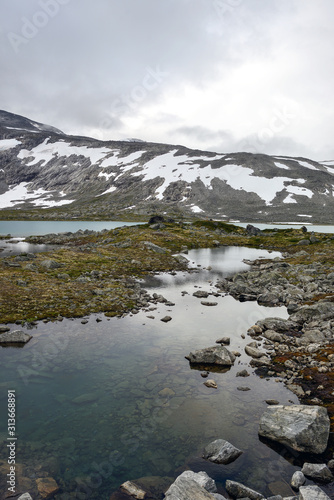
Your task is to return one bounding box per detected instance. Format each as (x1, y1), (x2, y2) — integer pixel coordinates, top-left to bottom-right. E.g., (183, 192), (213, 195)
(1, 0), (333, 160)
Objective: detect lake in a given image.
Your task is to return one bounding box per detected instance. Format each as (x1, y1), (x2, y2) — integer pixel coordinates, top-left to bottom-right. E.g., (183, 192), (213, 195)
(1, 220), (334, 237)
(1, 246), (329, 499)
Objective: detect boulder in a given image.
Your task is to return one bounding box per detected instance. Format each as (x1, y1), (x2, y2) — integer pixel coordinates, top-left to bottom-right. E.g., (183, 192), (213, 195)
(299, 485), (331, 499)
(143, 241), (168, 254)
(0, 331), (32, 344)
(203, 439), (243, 465)
(164, 471), (216, 500)
(301, 463), (334, 483)
(225, 480), (264, 499)
(256, 317), (299, 333)
(290, 302), (334, 324)
(18, 495), (33, 500)
(185, 346), (235, 366)
(290, 471), (305, 490)
(258, 405), (330, 454)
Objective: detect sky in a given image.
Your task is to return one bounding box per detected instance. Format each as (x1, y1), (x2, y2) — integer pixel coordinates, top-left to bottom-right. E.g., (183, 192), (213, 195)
(0, 0), (333, 160)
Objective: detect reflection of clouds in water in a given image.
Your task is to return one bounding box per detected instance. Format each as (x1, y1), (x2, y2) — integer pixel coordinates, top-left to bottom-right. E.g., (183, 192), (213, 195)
(0, 239), (52, 256)
(142, 247), (281, 290)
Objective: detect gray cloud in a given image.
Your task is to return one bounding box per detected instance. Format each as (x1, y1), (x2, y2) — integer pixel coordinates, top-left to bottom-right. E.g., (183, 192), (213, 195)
(0, 0), (333, 159)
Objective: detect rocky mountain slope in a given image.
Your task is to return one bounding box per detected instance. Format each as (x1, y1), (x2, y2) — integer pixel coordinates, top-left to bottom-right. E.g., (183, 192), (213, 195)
(1, 109), (334, 222)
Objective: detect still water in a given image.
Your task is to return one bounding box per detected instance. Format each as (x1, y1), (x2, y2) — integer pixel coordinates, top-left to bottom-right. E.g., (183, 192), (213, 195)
(1, 246), (326, 499)
(0, 220), (334, 238)
(0, 220), (143, 237)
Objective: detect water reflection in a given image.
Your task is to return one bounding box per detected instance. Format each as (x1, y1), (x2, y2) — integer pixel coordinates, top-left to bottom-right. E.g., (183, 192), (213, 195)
(0, 238), (53, 257)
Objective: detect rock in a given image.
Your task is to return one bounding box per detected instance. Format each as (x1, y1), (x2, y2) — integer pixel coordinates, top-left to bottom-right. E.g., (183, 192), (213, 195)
(193, 290), (210, 298)
(256, 317), (299, 333)
(131, 476), (174, 499)
(161, 316), (172, 323)
(245, 345), (267, 359)
(120, 480), (147, 499)
(203, 439), (243, 464)
(204, 379), (218, 389)
(290, 471), (306, 490)
(266, 400), (279, 405)
(200, 301), (218, 306)
(258, 405), (330, 454)
(257, 292), (280, 306)
(164, 471), (217, 499)
(36, 477), (60, 499)
(215, 337), (230, 345)
(246, 224), (262, 236)
(72, 393), (99, 405)
(158, 388), (175, 397)
(289, 302), (334, 324)
(225, 479), (264, 499)
(174, 254), (189, 264)
(178, 471), (217, 493)
(237, 386), (250, 391)
(143, 241), (168, 254)
(297, 239), (310, 245)
(299, 485), (331, 499)
(0, 326), (10, 333)
(18, 495), (33, 500)
(0, 330), (32, 344)
(262, 329), (284, 342)
(301, 463), (334, 483)
(185, 345), (235, 366)
(40, 259), (62, 269)
(236, 369), (250, 377)
(249, 356), (271, 367)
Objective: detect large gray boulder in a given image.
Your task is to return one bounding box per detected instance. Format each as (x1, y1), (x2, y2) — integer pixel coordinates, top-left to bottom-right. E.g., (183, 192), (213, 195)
(290, 302), (334, 324)
(256, 317), (299, 333)
(301, 463), (334, 483)
(258, 405), (330, 454)
(0, 330), (32, 344)
(225, 480), (264, 499)
(164, 471), (216, 500)
(299, 485), (331, 499)
(185, 345), (235, 366)
(203, 439), (243, 464)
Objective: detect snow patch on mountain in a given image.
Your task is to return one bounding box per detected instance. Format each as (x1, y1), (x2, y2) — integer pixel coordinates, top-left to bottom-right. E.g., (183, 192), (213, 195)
(0, 182), (72, 208)
(18, 138), (111, 166)
(0, 139), (22, 151)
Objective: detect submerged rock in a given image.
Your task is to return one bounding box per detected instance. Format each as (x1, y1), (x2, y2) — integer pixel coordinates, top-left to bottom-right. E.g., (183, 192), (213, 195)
(0, 330), (32, 344)
(36, 477), (60, 499)
(258, 405), (330, 454)
(185, 345), (235, 366)
(203, 439), (243, 465)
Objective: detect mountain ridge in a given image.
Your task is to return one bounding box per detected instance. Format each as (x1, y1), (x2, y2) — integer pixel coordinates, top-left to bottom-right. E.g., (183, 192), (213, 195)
(1, 109), (334, 222)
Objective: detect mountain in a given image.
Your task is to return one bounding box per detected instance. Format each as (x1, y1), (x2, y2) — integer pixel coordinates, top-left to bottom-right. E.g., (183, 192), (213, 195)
(1, 109), (334, 222)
